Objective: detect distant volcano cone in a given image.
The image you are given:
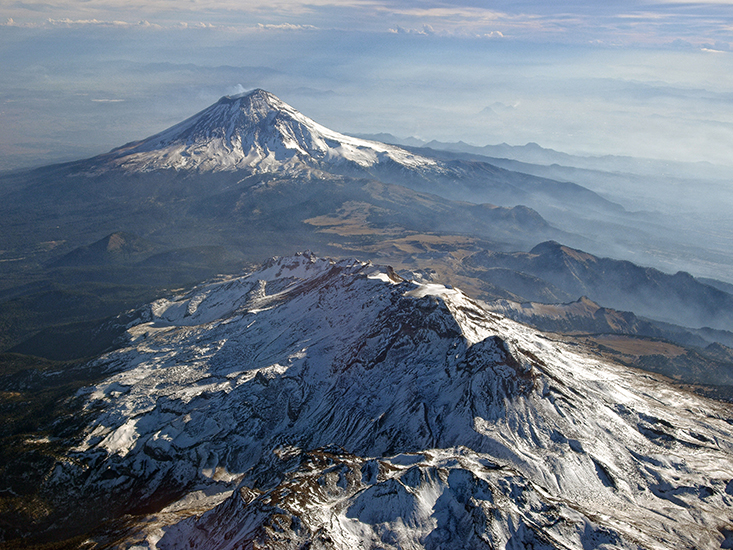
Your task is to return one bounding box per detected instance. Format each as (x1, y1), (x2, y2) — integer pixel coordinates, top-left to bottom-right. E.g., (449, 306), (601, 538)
(96, 89), (437, 173)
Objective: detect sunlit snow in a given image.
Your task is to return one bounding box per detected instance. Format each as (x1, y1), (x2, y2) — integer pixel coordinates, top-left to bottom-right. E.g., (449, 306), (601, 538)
(57, 252), (733, 550)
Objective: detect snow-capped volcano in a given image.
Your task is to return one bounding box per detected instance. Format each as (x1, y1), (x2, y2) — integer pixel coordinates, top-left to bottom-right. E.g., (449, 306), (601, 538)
(97, 89), (438, 173)
(46, 253), (733, 549)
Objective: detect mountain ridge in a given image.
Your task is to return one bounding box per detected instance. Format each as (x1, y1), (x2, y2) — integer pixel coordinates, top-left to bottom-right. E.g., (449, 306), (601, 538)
(17, 252), (733, 549)
(356, 132), (733, 181)
(463, 240), (733, 331)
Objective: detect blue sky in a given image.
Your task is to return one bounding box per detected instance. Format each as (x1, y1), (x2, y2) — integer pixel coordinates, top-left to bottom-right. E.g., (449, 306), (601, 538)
(1, 0), (732, 169)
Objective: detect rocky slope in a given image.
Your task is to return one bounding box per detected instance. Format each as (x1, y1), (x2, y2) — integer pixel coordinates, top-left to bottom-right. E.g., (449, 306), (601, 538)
(19, 253), (732, 549)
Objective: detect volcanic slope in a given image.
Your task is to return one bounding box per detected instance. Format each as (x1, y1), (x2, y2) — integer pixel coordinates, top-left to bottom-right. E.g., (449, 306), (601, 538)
(0, 89), (585, 272)
(25, 253), (733, 549)
(85, 89), (623, 231)
(0, 88), (615, 258)
(87, 89), (439, 174)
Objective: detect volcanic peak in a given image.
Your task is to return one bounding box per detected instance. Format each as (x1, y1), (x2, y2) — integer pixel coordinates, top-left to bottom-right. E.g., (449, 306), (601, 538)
(96, 89), (438, 173)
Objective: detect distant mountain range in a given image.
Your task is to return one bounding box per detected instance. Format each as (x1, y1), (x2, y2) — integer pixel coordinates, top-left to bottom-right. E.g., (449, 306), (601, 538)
(462, 240), (733, 331)
(357, 132), (733, 284)
(1, 89), (732, 353)
(2, 90), (596, 258)
(356, 132), (733, 181)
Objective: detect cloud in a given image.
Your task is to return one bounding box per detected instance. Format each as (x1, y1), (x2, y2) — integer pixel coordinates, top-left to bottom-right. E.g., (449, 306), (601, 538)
(256, 23), (319, 31)
(2, 17), (163, 29)
(388, 24), (505, 38)
(224, 84), (248, 96)
(7, 1), (57, 14)
(382, 6), (504, 21)
(2, 1), (731, 47)
(176, 21), (218, 29)
(616, 12), (673, 20)
(47, 18), (133, 27)
(479, 101), (520, 117)
(381, 5), (521, 34)
(388, 24), (435, 35)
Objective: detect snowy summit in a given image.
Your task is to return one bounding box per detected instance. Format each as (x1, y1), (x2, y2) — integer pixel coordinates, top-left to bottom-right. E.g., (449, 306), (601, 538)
(47, 252), (733, 549)
(96, 89), (438, 173)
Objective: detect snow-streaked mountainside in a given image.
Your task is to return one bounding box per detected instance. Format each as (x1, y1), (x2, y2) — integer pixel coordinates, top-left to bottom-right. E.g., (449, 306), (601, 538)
(94, 89), (440, 174)
(49, 253), (733, 549)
